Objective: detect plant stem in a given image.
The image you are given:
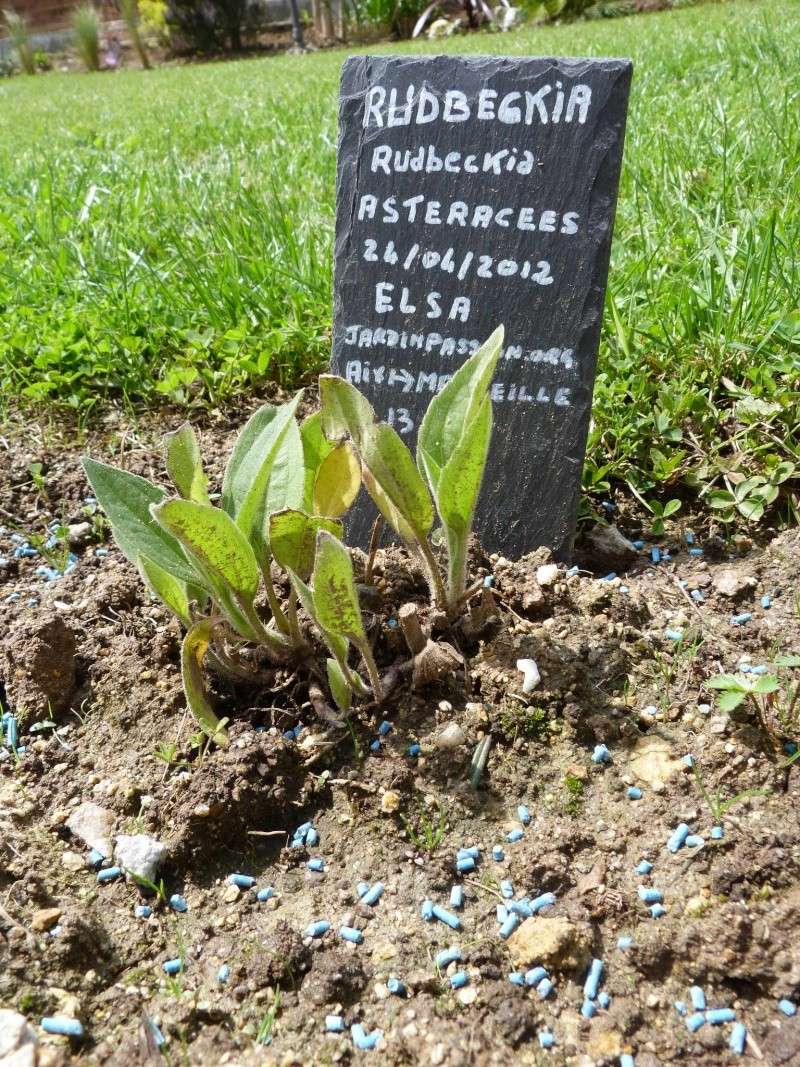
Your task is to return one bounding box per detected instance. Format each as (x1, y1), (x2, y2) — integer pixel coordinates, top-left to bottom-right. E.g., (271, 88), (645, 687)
(260, 559), (290, 635)
(355, 637), (383, 703)
(418, 537), (448, 615)
(446, 530), (469, 615)
(238, 596), (292, 663)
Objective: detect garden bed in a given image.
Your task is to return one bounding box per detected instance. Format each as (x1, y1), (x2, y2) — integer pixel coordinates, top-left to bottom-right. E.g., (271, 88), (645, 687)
(1, 407), (798, 1066)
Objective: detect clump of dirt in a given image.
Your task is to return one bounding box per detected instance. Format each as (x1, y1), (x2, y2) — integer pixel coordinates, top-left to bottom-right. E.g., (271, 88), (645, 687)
(1, 411), (799, 1066)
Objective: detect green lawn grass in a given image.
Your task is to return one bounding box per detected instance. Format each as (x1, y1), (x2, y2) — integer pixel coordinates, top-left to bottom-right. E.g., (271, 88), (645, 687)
(1, 0), (798, 519)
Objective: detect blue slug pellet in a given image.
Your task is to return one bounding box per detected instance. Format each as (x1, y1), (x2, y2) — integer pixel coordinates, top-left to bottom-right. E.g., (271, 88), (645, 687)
(537, 978), (554, 999)
(307, 858), (325, 872)
(636, 860), (653, 875)
(638, 887), (663, 905)
(689, 547), (703, 557)
(499, 913), (520, 939)
(97, 866), (122, 883)
(456, 856), (476, 874)
(169, 894), (188, 913)
(88, 848), (104, 868)
(421, 900), (434, 921)
(450, 971), (469, 989)
(326, 1014), (345, 1032)
(685, 835), (704, 848)
(357, 882), (370, 897)
(507, 829), (524, 843)
(650, 904), (666, 918)
(689, 986), (706, 1011)
(731, 613), (752, 626)
(524, 966), (548, 987)
(378, 720), (392, 736)
(351, 1024), (381, 1050)
(729, 1022), (747, 1054)
(218, 964), (230, 983)
(667, 823), (690, 853)
(530, 892), (557, 913)
(387, 977), (406, 996)
(665, 629), (684, 641)
(508, 972), (525, 986)
(778, 999), (797, 1016)
(408, 743), (421, 757)
(674, 1001), (687, 1016)
(538, 1030), (555, 1048)
(686, 1012), (705, 1032)
(706, 1008), (736, 1025)
(517, 804), (531, 825)
(339, 926), (363, 944)
(492, 845), (505, 862)
(691, 589), (705, 602)
(257, 887), (275, 902)
(163, 958), (184, 975)
(598, 991), (611, 1009)
(432, 904), (461, 930)
(496, 904), (508, 924)
(761, 595), (772, 609)
(457, 846), (480, 860)
(450, 885), (464, 909)
(435, 947), (462, 968)
(500, 880), (514, 899)
(683, 754), (695, 768)
(306, 921), (330, 938)
(510, 899), (533, 918)
(620, 1055), (635, 1067)
(591, 744), (611, 764)
(362, 882), (384, 906)
(135, 905), (152, 919)
(584, 958), (604, 1000)
(581, 1000), (596, 1018)
(305, 828), (319, 847)
(617, 936), (633, 950)
(627, 787), (643, 800)
(228, 873), (256, 889)
(651, 547), (661, 563)
(41, 1017), (84, 1038)
(711, 825), (724, 839)
(370, 739), (381, 752)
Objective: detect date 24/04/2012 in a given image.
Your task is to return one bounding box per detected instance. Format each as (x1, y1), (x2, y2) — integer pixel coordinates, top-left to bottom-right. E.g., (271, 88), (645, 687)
(363, 240), (555, 285)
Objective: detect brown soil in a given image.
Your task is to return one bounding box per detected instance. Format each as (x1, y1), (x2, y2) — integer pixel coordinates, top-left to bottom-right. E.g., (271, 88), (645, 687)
(1, 406), (799, 1066)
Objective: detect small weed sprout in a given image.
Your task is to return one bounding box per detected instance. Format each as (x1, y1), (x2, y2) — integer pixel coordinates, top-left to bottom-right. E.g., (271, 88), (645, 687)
(400, 799), (447, 855)
(256, 988), (281, 1045)
(564, 772), (585, 816)
(706, 655), (800, 746)
(689, 760), (769, 824)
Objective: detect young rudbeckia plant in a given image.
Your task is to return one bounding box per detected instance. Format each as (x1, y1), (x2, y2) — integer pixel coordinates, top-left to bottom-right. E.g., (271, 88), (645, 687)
(82, 326), (503, 744)
(320, 325), (504, 620)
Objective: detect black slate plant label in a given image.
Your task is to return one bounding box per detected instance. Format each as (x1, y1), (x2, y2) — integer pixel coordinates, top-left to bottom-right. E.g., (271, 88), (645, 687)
(332, 54), (632, 558)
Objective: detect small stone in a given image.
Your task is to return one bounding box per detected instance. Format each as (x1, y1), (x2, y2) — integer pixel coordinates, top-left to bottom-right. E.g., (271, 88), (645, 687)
(31, 908), (62, 933)
(507, 915), (592, 972)
(222, 884), (240, 903)
(536, 564), (559, 588)
(114, 834), (167, 883)
(0, 1010), (38, 1060)
(66, 801), (114, 857)
(457, 986), (477, 1005)
(381, 791), (400, 814)
(587, 1030), (623, 1060)
(629, 735), (683, 787)
(436, 723), (465, 750)
(713, 570), (756, 598)
(61, 851), (83, 872)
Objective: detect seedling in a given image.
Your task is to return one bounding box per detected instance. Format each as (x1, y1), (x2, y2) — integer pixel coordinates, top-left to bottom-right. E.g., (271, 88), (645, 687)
(689, 760), (768, 824)
(706, 655), (800, 744)
(256, 988), (281, 1045)
(401, 799), (447, 855)
(564, 772), (585, 816)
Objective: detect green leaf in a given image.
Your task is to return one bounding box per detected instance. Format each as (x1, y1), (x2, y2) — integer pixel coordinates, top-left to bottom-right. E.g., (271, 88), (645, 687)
(300, 412), (335, 512)
(775, 655), (800, 668)
(231, 398), (304, 555)
(707, 490), (736, 509)
(313, 443), (361, 518)
(82, 457), (197, 584)
(181, 619), (228, 746)
(751, 675), (781, 694)
(269, 509), (343, 581)
(319, 375), (377, 451)
(287, 566), (349, 664)
(434, 395), (492, 537)
(311, 530), (366, 643)
(163, 423), (209, 504)
(417, 325), (504, 493)
(151, 499), (260, 603)
(772, 460), (796, 483)
(326, 657), (352, 713)
(220, 395), (303, 521)
(716, 690), (747, 712)
(138, 553), (195, 626)
(662, 498), (682, 518)
(706, 674), (747, 691)
(736, 498), (764, 522)
(360, 423), (434, 543)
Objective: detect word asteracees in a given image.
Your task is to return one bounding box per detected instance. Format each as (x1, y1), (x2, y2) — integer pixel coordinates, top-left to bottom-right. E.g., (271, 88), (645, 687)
(363, 82), (593, 129)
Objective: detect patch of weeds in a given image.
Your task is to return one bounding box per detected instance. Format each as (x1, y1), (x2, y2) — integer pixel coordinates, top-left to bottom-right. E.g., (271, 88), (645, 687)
(706, 655), (800, 747)
(563, 772), (585, 816)
(256, 987), (281, 1046)
(500, 701), (550, 743)
(400, 798), (447, 855)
